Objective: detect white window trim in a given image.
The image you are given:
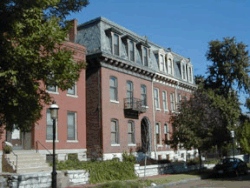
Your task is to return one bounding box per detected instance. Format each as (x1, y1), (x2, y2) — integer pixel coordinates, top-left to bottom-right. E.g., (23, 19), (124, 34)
(111, 32), (120, 56)
(110, 100), (119, 104)
(181, 60), (187, 81)
(128, 121), (135, 145)
(162, 90), (168, 112)
(111, 144), (120, 147)
(46, 140), (59, 143)
(187, 65), (193, 83)
(166, 52), (174, 76)
(111, 119), (119, 145)
(67, 82), (78, 97)
(46, 86), (59, 95)
(170, 92), (175, 112)
(67, 140), (79, 143)
(67, 112), (77, 141)
(142, 46), (149, 66)
(154, 88), (160, 109)
(128, 144), (136, 147)
(128, 39), (136, 62)
(155, 122), (162, 145)
(46, 110), (58, 141)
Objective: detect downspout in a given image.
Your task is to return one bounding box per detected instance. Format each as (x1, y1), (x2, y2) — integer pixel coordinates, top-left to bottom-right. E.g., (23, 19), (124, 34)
(98, 66), (103, 159)
(152, 74), (157, 159)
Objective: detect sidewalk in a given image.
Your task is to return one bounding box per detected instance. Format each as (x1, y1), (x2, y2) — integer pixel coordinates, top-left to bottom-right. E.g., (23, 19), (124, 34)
(67, 173), (195, 188)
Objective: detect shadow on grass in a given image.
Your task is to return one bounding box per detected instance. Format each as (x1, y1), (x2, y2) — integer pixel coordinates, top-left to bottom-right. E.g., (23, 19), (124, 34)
(182, 167), (250, 182)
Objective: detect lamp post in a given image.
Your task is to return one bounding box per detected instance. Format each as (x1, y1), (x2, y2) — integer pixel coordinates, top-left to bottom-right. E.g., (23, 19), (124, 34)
(50, 101), (59, 188)
(231, 130), (235, 159)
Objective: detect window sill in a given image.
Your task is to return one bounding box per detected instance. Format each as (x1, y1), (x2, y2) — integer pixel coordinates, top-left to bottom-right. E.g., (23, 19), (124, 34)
(66, 94), (78, 98)
(110, 100), (119, 104)
(46, 91), (59, 95)
(156, 108), (161, 111)
(157, 144), (163, 148)
(46, 140), (59, 143)
(67, 140), (78, 143)
(128, 144), (136, 147)
(142, 106), (149, 109)
(164, 109), (169, 112)
(111, 144), (120, 147)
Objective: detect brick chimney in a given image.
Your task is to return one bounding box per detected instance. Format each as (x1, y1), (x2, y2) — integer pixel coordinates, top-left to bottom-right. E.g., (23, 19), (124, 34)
(68, 19), (78, 42)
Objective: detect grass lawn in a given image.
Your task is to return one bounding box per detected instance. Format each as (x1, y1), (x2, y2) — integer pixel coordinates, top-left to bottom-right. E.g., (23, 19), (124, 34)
(96, 173), (201, 187)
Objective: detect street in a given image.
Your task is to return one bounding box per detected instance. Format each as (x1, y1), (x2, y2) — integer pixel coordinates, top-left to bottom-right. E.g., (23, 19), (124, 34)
(167, 174), (250, 188)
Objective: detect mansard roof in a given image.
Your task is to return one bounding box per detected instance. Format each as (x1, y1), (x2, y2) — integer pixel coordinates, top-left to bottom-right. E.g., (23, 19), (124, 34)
(76, 17), (195, 86)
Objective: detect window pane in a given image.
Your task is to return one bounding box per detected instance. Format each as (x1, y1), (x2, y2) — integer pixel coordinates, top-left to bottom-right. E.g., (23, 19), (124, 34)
(130, 41), (134, 61)
(114, 34), (119, 56)
(128, 122), (132, 132)
(144, 47), (148, 66)
(128, 134), (132, 143)
(156, 124), (159, 134)
(47, 85), (56, 92)
(111, 133), (116, 144)
(168, 59), (172, 74)
(160, 55), (164, 71)
(67, 84), (75, 95)
(67, 112), (75, 140)
(46, 110), (53, 140)
(111, 121), (116, 132)
(110, 77), (117, 100)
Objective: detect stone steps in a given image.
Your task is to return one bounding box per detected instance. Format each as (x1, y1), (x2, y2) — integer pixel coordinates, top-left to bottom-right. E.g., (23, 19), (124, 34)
(5, 152), (52, 173)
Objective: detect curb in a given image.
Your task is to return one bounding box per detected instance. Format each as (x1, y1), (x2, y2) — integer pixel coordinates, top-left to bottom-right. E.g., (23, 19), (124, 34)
(147, 177), (202, 188)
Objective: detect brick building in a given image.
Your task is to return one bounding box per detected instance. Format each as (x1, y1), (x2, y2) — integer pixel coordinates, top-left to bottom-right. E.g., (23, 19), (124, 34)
(76, 17), (197, 161)
(0, 20), (87, 172)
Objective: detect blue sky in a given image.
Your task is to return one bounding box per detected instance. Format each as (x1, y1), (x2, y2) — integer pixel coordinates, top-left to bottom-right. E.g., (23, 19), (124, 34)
(67, 0), (250, 112)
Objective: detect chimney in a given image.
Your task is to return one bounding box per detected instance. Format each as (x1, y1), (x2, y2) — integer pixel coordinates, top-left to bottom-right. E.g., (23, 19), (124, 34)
(68, 19), (78, 42)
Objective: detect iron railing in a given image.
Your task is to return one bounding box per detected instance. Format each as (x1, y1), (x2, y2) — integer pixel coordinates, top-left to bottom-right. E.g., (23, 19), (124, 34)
(36, 140), (52, 155)
(124, 98), (147, 113)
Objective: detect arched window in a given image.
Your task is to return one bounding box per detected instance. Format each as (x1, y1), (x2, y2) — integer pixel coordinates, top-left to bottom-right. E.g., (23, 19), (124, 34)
(111, 119), (119, 144)
(110, 76), (118, 101)
(128, 121), (135, 144)
(164, 123), (169, 141)
(141, 85), (147, 106)
(162, 91), (168, 111)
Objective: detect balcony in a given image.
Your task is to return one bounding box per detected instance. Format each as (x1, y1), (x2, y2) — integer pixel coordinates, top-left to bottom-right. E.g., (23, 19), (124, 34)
(124, 98), (147, 114)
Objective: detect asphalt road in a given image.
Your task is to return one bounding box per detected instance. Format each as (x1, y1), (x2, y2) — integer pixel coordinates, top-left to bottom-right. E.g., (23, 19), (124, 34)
(167, 174), (250, 188)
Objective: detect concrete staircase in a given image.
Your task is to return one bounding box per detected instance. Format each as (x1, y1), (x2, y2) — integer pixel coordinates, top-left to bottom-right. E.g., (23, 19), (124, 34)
(5, 151), (52, 173)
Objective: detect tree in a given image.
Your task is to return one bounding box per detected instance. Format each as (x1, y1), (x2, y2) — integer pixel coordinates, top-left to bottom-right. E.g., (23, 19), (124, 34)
(0, 0), (89, 132)
(205, 37), (250, 97)
(237, 120), (250, 154)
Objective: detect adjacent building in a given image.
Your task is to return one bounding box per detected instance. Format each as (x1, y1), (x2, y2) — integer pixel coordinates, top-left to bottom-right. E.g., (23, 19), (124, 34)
(76, 17), (197, 161)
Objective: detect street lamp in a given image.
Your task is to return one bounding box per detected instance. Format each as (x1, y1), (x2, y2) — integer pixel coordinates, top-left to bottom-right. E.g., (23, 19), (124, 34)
(231, 130), (235, 159)
(50, 101), (59, 188)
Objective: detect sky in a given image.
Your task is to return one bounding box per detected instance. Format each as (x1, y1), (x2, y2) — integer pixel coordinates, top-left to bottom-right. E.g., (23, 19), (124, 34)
(67, 0), (250, 112)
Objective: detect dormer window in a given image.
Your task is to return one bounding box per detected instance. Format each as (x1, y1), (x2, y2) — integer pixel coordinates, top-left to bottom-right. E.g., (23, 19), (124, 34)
(105, 27), (122, 57)
(114, 34), (119, 56)
(159, 54), (164, 72)
(181, 59), (187, 81)
(129, 41), (134, 61)
(166, 52), (174, 76)
(182, 64), (185, 80)
(137, 41), (150, 66)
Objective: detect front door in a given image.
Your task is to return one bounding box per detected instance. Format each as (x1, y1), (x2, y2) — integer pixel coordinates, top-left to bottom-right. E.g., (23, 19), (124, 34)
(6, 125), (23, 150)
(6, 125), (32, 150)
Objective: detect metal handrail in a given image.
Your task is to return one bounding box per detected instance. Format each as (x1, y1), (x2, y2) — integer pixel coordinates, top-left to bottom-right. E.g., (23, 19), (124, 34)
(36, 140), (52, 155)
(2, 141), (18, 173)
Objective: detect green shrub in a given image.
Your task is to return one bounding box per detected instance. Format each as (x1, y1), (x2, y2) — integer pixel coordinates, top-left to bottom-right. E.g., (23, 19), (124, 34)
(122, 151), (136, 163)
(187, 157), (200, 166)
(57, 160), (137, 184)
(68, 153), (78, 161)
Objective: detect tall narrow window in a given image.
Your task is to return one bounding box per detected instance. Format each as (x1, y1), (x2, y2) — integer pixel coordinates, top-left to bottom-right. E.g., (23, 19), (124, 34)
(141, 85), (147, 106)
(160, 55), (164, 72)
(127, 81), (133, 107)
(168, 59), (172, 75)
(111, 119), (119, 144)
(144, 47), (148, 66)
(170, 93), (175, 111)
(189, 67), (192, 82)
(178, 94), (182, 103)
(67, 83), (76, 95)
(114, 34), (119, 56)
(46, 110), (53, 140)
(67, 112), (76, 140)
(164, 124), (169, 142)
(154, 88), (160, 109)
(128, 121), (135, 144)
(162, 91), (168, 111)
(182, 64), (186, 80)
(156, 123), (160, 144)
(110, 77), (118, 101)
(47, 74), (57, 92)
(129, 41), (134, 61)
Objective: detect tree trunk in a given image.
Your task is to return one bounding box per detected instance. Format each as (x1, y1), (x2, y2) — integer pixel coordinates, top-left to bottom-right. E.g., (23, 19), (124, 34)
(198, 148), (202, 172)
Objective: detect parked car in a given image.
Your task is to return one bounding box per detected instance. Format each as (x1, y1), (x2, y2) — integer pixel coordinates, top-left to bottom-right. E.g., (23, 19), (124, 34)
(213, 158), (248, 176)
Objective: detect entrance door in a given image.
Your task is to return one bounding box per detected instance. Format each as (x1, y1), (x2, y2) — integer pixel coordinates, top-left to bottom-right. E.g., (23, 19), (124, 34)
(6, 125), (23, 150)
(141, 117), (150, 153)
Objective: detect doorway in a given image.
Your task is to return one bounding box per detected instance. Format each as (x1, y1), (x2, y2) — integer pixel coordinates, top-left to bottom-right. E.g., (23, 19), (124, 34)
(6, 125), (32, 150)
(141, 117), (151, 154)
